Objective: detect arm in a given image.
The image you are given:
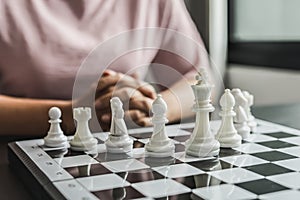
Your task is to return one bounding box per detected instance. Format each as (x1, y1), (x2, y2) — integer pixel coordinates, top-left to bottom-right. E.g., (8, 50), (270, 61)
(0, 95), (74, 136)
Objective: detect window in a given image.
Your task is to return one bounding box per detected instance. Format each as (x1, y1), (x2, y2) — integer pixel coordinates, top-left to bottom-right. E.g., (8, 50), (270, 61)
(229, 0), (300, 70)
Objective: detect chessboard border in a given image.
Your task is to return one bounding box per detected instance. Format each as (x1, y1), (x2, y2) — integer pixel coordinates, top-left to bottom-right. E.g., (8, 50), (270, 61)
(7, 119), (300, 200)
(8, 142), (65, 200)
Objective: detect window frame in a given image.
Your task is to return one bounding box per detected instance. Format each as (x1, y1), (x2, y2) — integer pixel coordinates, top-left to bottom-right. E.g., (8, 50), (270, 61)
(228, 0), (300, 70)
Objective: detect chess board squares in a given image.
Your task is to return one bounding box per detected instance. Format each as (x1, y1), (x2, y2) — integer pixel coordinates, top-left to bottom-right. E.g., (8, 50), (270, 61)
(152, 163), (204, 178)
(101, 158), (150, 173)
(130, 132), (153, 139)
(274, 158), (300, 171)
(243, 134), (277, 143)
(65, 163), (111, 178)
(258, 189), (300, 200)
(264, 132), (298, 139)
(277, 146), (300, 157)
(219, 154), (268, 167)
(92, 186), (145, 200)
(192, 184), (257, 200)
(279, 136), (300, 146)
(138, 156), (181, 168)
(170, 135), (191, 143)
(218, 148), (242, 158)
(54, 155), (98, 168)
(244, 163), (293, 177)
(93, 132), (109, 143)
(251, 151), (297, 162)
(131, 179), (191, 198)
(236, 179), (288, 195)
(77, 174), (130, 192)
(208, 168), (263, 184)
(258, 140), (297, 149)
(173, 174), (223, 190)
(233, 143), (272, 154)
(188, 158), (223, 172)
(267, 172), (300, 189)
(116, 169), (164, 184)
(53, 179), (98, 200)
(95, 152), (132, 162)
(174, 152), (215, 163)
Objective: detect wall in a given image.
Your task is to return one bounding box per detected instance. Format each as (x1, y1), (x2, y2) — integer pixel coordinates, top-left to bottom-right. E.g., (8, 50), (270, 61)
(227, 64), (300, 106)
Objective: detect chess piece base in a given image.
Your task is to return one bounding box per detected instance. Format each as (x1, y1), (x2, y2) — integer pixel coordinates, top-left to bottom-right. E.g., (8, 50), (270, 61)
(185, 138), (220, 157)
(105, 135), (133, 153)
(70, 137), (97, 151)
(217, 131), (242, 148)
(145, 139), (175, 158)
(44, 135), (68, 148)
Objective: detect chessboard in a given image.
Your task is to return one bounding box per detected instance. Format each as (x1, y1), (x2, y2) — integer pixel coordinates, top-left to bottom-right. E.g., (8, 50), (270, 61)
(8, 119), (300, 200)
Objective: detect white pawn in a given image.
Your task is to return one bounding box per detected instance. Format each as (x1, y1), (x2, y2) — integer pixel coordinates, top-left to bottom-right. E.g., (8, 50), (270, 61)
(105, 97), (133, 153)
(145, 95), (175, 157)
(231, 88), (250, 139)
(216, 89), (242, 148)
(243, 91), (257, 132)
(44, 107), (68, 148)
(70, 107), (97, 151)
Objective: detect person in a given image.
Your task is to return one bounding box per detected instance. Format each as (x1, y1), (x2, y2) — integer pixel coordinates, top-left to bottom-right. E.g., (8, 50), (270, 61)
(0, 0), (209, 136)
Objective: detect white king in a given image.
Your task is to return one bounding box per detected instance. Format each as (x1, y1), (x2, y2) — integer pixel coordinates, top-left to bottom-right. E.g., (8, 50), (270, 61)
(185, 69), (220, 157)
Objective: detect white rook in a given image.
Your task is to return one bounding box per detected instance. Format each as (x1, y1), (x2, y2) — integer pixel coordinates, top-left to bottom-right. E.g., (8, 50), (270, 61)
(70, 107), (97, 151)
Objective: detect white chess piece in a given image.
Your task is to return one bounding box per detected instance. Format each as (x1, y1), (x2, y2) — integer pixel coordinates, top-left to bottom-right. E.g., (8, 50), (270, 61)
(145, 94), (175, 157)
(231, 88), (250, 139)
(44, 107), (68, 148)
(70, 107), (97, 151)
(105, 97), (133, 153)
(185, 70), (220, 157)
(216, 89), (242, 148)
(243, 91), (257, 132)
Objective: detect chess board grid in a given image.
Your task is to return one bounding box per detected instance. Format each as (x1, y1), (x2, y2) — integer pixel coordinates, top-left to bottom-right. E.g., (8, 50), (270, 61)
(8, 119), (300, 200)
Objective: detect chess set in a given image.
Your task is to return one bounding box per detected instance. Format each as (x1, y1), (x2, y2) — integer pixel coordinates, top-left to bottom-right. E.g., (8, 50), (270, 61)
(8, 70), (300, 199)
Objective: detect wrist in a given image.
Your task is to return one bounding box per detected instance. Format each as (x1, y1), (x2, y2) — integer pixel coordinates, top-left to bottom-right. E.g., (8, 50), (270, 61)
(60, 101), (75, 135)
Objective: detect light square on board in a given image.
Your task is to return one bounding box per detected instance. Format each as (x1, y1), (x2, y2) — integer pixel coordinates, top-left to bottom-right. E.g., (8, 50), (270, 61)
(208, 168), (263, 184)
(279, 136), (300, 146)
(267, 172), (300, 189)
(192, 184), (257, 200)
(274, 158), (300, 171)
(132, 179), (191, 198)
(77, 174), (130, 192)
(152, 163), (204, 178)
(233, 143), (272, 154)
(54, 155), (98, 168)
(243, 134), (277, 143)
(219, 154), (268, 167)
(277, 146), (300, 157)
(101, 158), (149, 173)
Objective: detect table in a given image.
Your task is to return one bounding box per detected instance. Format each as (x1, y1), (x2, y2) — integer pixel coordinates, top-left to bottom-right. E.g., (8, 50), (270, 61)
(1, 104), (300, 199)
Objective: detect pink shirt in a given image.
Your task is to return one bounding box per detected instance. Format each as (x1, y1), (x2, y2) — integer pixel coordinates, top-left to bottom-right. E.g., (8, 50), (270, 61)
(0, 0), (207, 99)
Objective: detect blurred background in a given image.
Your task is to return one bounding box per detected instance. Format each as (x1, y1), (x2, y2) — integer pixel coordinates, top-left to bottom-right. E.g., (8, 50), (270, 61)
(185, 0), (300, 106)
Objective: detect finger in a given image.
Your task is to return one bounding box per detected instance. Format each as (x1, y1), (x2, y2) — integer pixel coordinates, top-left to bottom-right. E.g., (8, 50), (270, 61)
(129, 96), (153, 114)
(97, 72), (156, 99)
(124, 110), (150, 128)
(102, 69), (117, 77)
(137, 83), (156, 99)
(97, 72), (124, 92)
(95, 87), (141, 110)
(136, 117), (152, 127)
